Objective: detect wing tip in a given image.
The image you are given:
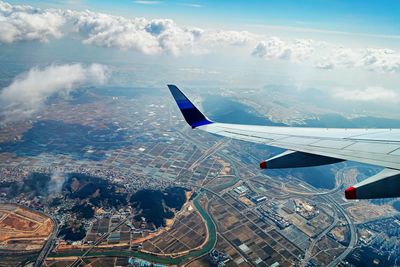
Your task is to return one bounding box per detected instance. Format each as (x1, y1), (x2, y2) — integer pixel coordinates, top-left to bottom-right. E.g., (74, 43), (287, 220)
(167, 84), (213, 128)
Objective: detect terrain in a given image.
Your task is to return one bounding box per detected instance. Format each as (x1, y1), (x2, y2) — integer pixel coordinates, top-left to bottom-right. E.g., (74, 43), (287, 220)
(0, 87), (399, 266)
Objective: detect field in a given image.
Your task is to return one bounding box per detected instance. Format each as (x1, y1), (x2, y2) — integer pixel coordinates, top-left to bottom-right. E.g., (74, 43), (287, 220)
(142, 204), (207, 256)
(346, 202), (398, 223)
(0, 204), (54, 251)
(209, 194), (303, 266)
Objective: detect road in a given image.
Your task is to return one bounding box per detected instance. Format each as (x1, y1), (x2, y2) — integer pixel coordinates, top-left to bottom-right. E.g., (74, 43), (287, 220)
(33, 215), (59, 267)
(62, 128), (227, 266)
(260, 167), (357, 267)
(275, 175), (357, 267)
(162, 124), (358, 266)
(188, 139), (227, 172)
(301, 208), (339, 266)
(188, 181), (301, 264)
(206, 196), (254, 266)
(158, 110), (360, 266)
(326, 195), (357, 267)
(244, 164), (357, 266)
(68, 214), (135, 267)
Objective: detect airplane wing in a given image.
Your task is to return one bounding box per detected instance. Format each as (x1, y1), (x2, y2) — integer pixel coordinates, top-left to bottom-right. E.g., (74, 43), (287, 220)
(168, 84), (400, 200)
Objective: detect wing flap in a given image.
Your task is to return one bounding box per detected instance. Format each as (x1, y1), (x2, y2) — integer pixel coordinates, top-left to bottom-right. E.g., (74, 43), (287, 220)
(260, 150), (344, 169)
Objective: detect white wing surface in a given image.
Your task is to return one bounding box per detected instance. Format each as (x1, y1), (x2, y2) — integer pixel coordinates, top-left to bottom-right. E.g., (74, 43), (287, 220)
(168, 85), (400, 199)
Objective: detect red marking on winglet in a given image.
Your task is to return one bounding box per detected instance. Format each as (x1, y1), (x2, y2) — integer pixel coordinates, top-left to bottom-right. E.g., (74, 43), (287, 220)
(260, 160), (267, 169)
(345, 186), (357, 199)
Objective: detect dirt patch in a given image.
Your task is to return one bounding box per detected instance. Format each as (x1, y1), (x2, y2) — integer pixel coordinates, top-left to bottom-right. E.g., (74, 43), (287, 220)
(0, 204), (54, 250)
(347, 202), (398, 224)
(0, 214), (39, 232)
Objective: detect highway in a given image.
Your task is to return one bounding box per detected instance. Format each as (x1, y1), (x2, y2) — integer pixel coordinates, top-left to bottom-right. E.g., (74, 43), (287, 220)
(71, 136), (356, 267)
(33, 215), (59, 267)
(301, 208), (339, 266)
(150, 121), (359, 266)
(244, 163), (358, 266)
(188, 139), (228, 172)
(326, 195), (357, 267)
(186, 181), (301, 264)
(277, 174), (357, 267)
(255, 166), (358, 267)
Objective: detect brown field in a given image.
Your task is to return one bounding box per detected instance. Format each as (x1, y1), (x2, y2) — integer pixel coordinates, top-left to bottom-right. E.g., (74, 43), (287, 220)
(0, 204), (54, 251)
(239, 197), (254, 207)
(347, 202), (397, 223)
(142, 203), (207, 256)
(46, 256), (130, 267)
(312, 236), (345, 265)
(209, 194), (302, 267)
(213, 235), (250, 267)
(0, 214), (40, 232)
(330, 226), (346, 242)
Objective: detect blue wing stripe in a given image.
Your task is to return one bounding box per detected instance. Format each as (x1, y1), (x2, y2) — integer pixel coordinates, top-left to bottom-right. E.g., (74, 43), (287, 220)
(176, 100), (194, 110)
(191, 120), (213, 127)
(167, 84), (213, 128)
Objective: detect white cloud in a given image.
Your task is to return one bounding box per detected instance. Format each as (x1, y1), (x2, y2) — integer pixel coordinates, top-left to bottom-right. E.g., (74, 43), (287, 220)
(64, 9), (258, 55)
(315, 60), (334, 70)
(67, 10), (164, 54)
(251, 37), (315, 63)
(0, 0), (226, 55)
(0, 64), (108, 121)
(1, 1), (399, 74)
(253, 37), (400, 73)
(252, 37), (288, 59)
(358, 48), (400, 73)
(333, 87), (399, 103)
(134, 1), (161, 5)
(203, 30), (258, 47)
(320, 47), (400, 73)
(0, 1), (65, 43)
(182, 3), (202, 8)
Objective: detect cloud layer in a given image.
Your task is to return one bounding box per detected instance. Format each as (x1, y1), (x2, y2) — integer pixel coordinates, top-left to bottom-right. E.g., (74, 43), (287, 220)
(252, 37), (400, 73)
(252, 37), (315, 62)
(67, 10), (205, 55)
(0, 1), (64, 43)
(1, 0), (237, 55)
(63, 9), (257, 55)
(0, 64), (108, 121)
(0, 1), (399, 73)
(333, 87), (399, 103)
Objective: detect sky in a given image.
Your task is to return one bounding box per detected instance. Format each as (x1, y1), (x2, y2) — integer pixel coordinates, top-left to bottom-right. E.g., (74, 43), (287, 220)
(10, 0), (400, 38)
(0, 0), (400, 121)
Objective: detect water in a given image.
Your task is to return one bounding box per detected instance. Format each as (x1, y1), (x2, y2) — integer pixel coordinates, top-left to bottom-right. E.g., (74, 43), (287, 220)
(393, 201), (400, 212)
(302, 114), (400, 128)
(202, 95), (284, 126)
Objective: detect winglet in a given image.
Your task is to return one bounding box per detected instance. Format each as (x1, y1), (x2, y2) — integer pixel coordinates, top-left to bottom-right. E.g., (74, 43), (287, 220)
(167, 85), (213, 128)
